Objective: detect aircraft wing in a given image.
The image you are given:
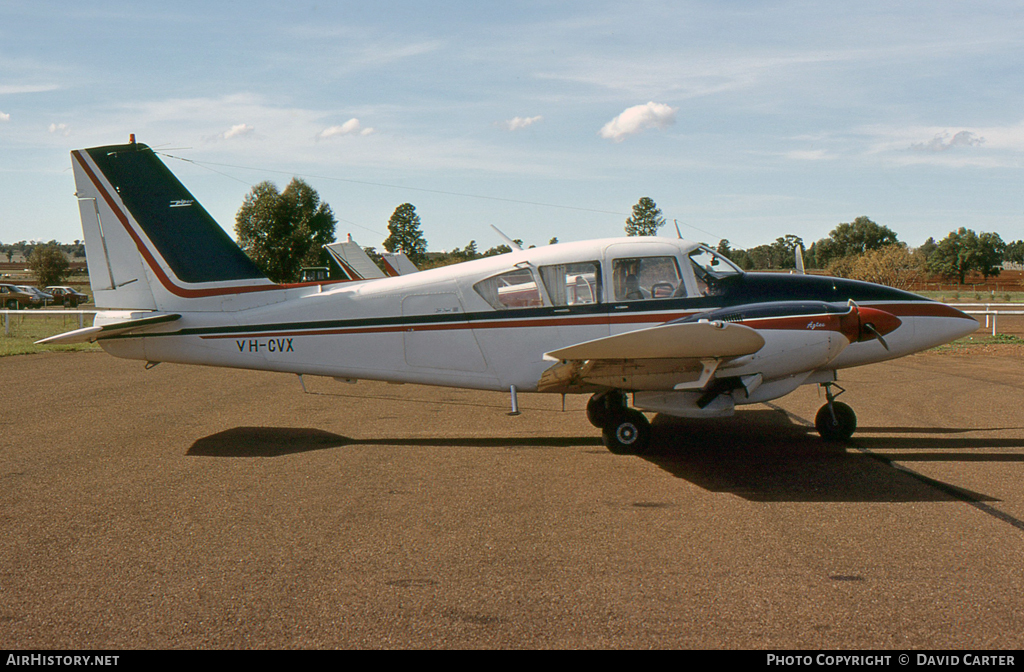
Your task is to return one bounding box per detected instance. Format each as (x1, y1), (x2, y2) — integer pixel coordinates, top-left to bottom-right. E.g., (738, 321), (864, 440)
(545, 320), (764, 361)
(539, 321), (765, 393)
(35, 313), (181, 345)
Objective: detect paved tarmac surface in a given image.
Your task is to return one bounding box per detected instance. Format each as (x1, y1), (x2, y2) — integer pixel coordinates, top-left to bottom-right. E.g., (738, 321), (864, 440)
(1, 347), (1023, 649)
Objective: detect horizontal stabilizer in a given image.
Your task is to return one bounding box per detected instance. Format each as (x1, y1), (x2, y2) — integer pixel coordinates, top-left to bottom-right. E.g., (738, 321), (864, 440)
(544, 320), (765, 362)
(35, 312), (181, 345)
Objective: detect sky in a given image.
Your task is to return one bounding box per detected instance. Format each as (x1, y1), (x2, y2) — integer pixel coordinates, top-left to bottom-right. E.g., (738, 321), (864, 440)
(1, 1), (1023, 253)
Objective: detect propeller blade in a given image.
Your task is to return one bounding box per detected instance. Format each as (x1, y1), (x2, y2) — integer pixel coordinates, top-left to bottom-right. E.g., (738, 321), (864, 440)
(863, 323), (890, 351)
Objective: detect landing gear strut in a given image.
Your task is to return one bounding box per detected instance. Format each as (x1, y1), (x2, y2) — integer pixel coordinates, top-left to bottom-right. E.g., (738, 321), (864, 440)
(815, 383), (857, 441)
(588, 391), (652, 455)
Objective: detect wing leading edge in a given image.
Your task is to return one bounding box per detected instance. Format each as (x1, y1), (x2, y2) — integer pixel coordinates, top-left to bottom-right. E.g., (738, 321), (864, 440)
(539, 321), (765, 393)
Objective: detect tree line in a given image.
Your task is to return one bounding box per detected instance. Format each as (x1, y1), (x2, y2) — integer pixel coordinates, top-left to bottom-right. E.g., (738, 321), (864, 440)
(9, 184), (1020, 291)
(0, 240), (85, 288)
(231, 184), (1024, 287)
(233, 178), (544, 281)
(714, 216), (1022, 288)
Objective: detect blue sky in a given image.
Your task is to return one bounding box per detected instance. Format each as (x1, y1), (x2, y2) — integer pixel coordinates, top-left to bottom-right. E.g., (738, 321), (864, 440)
(1, 1), (1022, 253)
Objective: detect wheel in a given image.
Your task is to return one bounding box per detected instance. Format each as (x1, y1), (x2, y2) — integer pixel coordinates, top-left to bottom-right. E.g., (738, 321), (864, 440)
(5, 299), (17, 310)
(815, 402), (857, 441)
(586, 391), (624, 428)
(602, 409), (651, 455)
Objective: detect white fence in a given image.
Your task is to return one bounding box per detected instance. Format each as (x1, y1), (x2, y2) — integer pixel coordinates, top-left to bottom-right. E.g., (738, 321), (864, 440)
(2, 309), (97, 335)
(954, 304), (1024, 337)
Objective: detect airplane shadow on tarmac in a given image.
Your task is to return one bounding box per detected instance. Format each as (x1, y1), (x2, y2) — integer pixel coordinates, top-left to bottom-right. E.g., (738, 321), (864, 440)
(644, 409), (1024, 504)
(187, 427), (601, 458)
(187, 407), (1024, 504)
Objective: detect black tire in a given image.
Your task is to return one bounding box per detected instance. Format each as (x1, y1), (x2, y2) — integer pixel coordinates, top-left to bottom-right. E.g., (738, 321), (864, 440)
(602, 409), (651, 455)
(5, 299), (17, 310)
(815, 402), (857, 441)
(586, 391), (624, 428)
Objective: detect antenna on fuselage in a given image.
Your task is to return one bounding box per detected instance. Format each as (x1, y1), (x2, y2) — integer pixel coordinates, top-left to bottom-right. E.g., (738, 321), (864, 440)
(673, 219), (683, 239)
(491, 225), (524, 251)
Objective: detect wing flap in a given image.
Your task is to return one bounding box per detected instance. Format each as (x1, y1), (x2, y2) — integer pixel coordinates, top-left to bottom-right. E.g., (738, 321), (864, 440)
(35, 312), (181, 345)
(544, 320), (765, 362)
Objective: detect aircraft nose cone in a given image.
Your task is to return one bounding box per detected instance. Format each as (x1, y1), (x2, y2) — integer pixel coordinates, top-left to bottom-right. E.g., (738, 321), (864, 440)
(946, 305), (981, 339)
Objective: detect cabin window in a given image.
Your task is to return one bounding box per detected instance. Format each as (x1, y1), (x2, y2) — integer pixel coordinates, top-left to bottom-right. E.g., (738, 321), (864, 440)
(611, 256), (682, 301)
(473, 268), (544, 310)
(539, 261), (601, 306)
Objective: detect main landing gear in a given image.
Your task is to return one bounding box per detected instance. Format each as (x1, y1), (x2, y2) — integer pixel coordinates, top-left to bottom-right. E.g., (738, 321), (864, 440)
(587, 391), (652, 455)
(815, 382), (857, 442)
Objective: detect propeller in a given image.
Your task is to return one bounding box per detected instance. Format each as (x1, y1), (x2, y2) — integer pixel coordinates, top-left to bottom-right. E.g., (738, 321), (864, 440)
(840, 300), (901, 350)
(862, 322), (890, 351)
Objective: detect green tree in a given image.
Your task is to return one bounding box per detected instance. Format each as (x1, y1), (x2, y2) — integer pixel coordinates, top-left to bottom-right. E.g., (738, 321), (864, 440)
(419, 240), (481, 270)
(928, 227), (1005, 284)
(813, 216), (900, 267)
(624, 197), (665, 236)
(234, 178), (337, 283)
(717, 239), (754, 270)
(1005, 240), (1024, 264)
(917, 237), (938, 262)
(976, 232), (1006, 279)
(383, 203), (428, 266)
(770, 235), (804, 269)
(28, 244), (71, 287)
(482, 244), (512, 257)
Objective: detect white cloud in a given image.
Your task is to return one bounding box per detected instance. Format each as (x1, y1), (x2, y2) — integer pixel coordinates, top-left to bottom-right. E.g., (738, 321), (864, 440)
(317, 118), (374, 140)
(0, 84), (59, 95)
(0, 111), (9, 122)
(785, 149), (830, 161)
(48, 122), (70, 136)
(503, 115), (543, 131)
(598, 102), (677, 142)
(221, 123), (255, 140)
(910, 130), (984, 152)
(856, 121), (1024, 167)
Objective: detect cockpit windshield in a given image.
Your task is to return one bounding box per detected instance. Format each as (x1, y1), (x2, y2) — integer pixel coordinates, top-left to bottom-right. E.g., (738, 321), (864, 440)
(687, 246), (742, 297)
(689, 246), (742, 279)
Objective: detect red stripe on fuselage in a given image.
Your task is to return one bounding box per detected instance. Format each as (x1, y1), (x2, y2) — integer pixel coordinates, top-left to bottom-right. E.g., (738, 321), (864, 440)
(193, 300), (970, 342)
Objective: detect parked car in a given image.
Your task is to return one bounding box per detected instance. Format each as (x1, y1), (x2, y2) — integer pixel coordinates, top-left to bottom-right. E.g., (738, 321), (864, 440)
(45, 286), (89, 307)
(16, 286), (54, 308)
(0, 283), (33, 309)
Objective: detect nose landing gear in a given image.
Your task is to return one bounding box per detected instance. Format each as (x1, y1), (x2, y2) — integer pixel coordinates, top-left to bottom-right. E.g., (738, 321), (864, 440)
(815, 383), (857, 441)
(587, 391), (652, 454)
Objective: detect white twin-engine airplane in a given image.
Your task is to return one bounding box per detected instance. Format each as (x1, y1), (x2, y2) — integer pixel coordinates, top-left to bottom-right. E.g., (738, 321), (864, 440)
(45, 141), (979, 453)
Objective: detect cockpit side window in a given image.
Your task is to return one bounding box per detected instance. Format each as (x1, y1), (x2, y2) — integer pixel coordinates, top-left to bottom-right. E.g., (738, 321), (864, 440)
(538, 261), (601, 306)
(611, 257), (682, 301)
(473, 267), (545, 310)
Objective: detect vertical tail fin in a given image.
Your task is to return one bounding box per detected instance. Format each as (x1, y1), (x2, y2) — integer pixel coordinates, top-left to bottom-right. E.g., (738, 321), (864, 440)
(72, 141), (273, 311)
(323, 235), (387, 280)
